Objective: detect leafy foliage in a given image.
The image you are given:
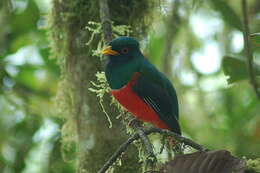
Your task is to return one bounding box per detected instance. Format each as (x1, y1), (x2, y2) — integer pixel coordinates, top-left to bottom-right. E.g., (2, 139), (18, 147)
(222, 56), (260, 84)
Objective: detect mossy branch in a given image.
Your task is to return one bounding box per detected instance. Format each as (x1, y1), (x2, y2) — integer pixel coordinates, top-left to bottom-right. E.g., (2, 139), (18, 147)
(97, 127), (209, 173)
(130, 120), (157, 170)
(99, 0), (113, 43)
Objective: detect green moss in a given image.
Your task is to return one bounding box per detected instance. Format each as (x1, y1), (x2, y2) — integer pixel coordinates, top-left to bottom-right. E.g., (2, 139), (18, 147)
(246, 158), (260, 173)
(109, 0), (156, 37)
(85, 21), (133, 58)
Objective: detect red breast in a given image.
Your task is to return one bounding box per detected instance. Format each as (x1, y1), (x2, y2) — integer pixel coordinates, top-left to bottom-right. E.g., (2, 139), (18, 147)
(111, 72), (170, 130)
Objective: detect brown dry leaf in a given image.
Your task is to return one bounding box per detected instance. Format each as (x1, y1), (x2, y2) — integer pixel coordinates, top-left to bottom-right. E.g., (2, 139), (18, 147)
(161, 150), (245, 173)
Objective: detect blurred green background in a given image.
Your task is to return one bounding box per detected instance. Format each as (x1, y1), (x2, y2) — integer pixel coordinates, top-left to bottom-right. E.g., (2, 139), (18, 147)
(0, 0), (259, 172)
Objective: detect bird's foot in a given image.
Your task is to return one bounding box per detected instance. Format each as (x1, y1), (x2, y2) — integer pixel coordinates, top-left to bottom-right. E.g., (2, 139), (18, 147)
(128, 118), (142, 128)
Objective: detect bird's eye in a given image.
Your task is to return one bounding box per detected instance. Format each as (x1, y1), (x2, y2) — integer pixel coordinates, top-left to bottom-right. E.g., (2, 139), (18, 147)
(121, 48), (129, 54)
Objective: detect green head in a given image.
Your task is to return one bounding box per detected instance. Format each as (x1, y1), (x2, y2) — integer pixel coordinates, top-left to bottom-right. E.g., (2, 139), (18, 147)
(102, 37), (143, 89)
(102, 36), (141, 63)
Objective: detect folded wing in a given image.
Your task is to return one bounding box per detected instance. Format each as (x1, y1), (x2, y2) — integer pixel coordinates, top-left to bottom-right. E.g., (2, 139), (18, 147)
(132, 59), (181, 134)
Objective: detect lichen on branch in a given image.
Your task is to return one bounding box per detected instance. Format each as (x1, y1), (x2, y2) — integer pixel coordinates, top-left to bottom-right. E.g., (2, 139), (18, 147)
(85, 21), (132, 58)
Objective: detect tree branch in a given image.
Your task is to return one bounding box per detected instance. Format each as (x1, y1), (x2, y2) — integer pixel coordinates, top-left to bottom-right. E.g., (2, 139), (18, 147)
(162, 0), (181, 77)
(97, 127), (208, 173)
(97, 130), (142, 173)
(130, 120), (156, 170)
(99, 0), (113, 43)
(242, 0), (260, 99)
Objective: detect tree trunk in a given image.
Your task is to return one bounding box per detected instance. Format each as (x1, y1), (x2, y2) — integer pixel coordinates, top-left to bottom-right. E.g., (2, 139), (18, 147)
(48, 0), (155, 172)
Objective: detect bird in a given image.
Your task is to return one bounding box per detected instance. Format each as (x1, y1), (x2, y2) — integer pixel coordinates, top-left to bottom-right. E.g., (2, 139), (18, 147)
(102, 36), (181, 135)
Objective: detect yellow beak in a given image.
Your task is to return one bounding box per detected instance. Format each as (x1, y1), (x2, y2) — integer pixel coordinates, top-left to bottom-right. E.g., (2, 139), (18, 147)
(102, 46), (120, 56)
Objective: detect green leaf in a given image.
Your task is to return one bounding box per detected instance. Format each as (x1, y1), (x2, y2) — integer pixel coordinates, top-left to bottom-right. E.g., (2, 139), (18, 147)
(222, 56), (260, 84)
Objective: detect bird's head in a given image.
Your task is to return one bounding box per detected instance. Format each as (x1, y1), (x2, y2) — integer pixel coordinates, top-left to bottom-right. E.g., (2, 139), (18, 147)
(102, 37), (141, 63)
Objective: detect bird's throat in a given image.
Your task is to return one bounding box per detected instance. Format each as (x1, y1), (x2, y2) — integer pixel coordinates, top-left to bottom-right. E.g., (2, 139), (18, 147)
(111, 72), (141, 91)
(105, 58), (140, 90)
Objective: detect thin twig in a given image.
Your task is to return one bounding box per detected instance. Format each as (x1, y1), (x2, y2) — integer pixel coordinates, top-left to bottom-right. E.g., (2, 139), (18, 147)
(131, 120), (156, 170)
(149, 128), (208, 152)
(242, 0), (260, 99)
(97, 127), (208, 173)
